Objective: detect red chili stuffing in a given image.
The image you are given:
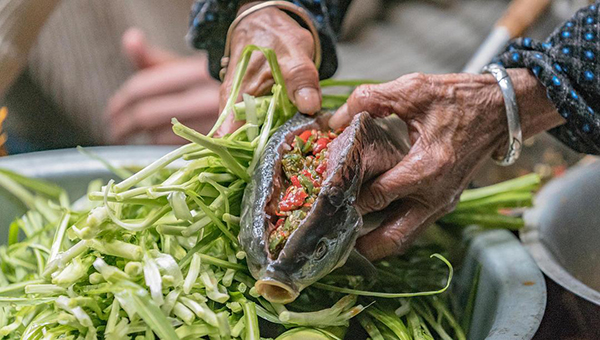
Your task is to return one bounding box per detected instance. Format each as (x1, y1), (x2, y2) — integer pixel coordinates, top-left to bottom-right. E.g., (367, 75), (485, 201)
(268, 128), (339, 256)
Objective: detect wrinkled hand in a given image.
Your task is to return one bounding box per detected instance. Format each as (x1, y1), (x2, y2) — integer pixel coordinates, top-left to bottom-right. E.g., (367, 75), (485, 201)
(330, 70), (564, 261)
(108, 28), (220, 145)
(217, 5), (321, 135)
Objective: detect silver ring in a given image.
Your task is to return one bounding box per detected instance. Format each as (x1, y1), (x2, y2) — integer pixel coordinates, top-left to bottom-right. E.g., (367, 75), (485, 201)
(482, 63), (522, 167)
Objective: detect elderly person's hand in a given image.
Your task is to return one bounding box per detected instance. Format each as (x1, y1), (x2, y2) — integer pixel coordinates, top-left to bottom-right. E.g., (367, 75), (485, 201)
(108, 28), (220, 145)
(330, 69), (566, 261)
(217, 2), (321, 135)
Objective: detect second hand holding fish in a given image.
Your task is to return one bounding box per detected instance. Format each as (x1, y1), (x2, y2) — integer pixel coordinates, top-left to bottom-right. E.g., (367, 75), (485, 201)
(330, 70), (565, 261)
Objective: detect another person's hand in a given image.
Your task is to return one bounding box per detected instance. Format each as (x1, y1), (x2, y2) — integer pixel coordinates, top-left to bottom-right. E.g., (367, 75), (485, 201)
(108, 28), (220, 145)
(217, 3), (321, 135)
(329, 70), (565, 261)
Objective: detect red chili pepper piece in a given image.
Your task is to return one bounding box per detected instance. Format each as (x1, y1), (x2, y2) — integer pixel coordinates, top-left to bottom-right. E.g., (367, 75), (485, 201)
(316, 161), (327, 175)
(312, 138), (330, 155)
(275, 218), (285, 228)
(283, 185), (294, 196)
(298, 130), (313, 142)
(279, 187), (308, 211)
(290, 175), (301, 187)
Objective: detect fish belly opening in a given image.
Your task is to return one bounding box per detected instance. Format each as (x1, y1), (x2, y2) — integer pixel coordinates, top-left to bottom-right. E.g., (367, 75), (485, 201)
(267, 127), (344, 258)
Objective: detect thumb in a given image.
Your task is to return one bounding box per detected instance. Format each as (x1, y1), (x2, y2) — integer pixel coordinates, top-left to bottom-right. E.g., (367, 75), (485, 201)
(122, 28), (178, 69)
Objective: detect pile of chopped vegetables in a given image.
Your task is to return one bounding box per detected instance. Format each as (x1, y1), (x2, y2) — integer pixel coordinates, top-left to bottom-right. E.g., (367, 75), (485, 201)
(0, 46), (540, 339)
(269, 128), (340, 257)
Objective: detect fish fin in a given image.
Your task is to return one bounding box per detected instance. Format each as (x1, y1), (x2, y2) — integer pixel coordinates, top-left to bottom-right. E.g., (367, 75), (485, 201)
(332, 249), (378, 289)
(360, 210), (388, 237)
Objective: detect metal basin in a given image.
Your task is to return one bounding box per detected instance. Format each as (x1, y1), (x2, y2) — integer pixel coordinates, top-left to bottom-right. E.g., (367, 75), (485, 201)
(522, 160), (600, 306)
(0, 146), (547, 339)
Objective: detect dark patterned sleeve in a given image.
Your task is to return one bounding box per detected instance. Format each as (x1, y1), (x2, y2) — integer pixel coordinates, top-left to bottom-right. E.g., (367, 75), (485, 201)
(187, 0), (353, 81)
(493, 2), (600, 154)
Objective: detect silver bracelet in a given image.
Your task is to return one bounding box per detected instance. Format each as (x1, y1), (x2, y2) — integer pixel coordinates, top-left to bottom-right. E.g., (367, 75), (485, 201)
(482, 63), (522, 166)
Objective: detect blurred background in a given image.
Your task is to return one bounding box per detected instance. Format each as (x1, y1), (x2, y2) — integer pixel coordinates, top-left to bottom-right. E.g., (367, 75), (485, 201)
(0, 0), (219, 152)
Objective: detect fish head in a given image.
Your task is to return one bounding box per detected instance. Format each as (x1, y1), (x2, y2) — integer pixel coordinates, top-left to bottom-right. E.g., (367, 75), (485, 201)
(255, 189), (363, 303)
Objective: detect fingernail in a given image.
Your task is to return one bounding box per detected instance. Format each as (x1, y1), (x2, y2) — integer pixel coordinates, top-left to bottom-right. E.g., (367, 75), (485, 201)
(294, 88), (321, 114)
(329, 103), (348, 129)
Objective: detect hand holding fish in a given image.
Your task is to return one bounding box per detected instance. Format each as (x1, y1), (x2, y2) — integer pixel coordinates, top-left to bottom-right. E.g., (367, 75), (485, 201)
(330, 70), (565, 261)
(218, 4), (321, 135)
